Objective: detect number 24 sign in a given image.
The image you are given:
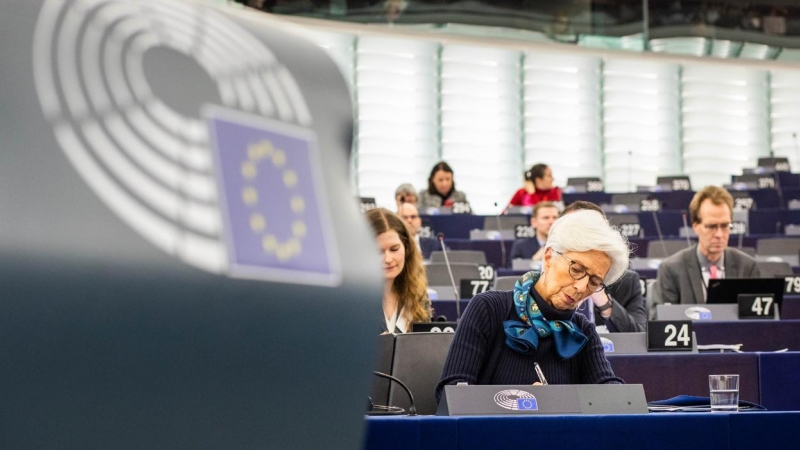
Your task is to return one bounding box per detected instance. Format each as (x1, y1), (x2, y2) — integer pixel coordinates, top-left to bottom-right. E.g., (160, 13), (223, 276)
(647, 320), (694, 352)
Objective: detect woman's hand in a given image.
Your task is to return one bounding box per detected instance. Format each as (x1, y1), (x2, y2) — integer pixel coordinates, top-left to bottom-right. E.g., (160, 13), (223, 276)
(589, 290), (613, 318)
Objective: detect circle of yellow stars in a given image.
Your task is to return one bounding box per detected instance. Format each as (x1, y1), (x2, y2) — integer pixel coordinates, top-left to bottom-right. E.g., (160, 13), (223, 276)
(240, 139), (307, 262)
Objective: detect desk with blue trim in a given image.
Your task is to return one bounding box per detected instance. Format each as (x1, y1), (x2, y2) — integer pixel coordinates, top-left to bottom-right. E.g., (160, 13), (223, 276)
(364, 412), (800, 450)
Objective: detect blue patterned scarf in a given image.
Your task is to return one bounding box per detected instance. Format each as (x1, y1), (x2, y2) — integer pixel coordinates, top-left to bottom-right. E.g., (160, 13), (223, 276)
(503, 271), (588, 360)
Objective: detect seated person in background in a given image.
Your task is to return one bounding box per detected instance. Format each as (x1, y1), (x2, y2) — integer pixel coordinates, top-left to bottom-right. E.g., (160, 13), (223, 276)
(398, 202), (439, 259)
(417, 161), (470, 210)
(508, 201), (559, 266)
(436, 210), (628, 402)
(651, 186), (760, 314)
(394, 183), (418, 212)
(506, 163), (562, 209)
(367, 208), (432, 334)
(561, 201), (647, 332)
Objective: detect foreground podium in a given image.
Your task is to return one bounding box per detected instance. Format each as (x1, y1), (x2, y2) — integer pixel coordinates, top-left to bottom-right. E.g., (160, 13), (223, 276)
(0, 1), (377, 448)
(437, 384), (648, 415)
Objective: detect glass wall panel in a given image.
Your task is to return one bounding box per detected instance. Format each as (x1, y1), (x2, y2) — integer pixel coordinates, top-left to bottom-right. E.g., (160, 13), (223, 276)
(681, 64), (770, 187)
(440, 44), (521, 214)
(523, 53), (602, 189)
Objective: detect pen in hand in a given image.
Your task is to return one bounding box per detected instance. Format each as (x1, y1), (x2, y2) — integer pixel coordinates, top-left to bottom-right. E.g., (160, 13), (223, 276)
(534, 362), (548, 385)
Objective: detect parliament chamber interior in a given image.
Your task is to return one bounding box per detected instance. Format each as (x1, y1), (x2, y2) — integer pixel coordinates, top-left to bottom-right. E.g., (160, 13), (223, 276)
(4, 0), (800, 449)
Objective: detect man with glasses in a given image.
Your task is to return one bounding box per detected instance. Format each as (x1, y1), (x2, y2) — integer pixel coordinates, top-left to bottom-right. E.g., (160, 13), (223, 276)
(651, 186), (760, 313)
(398, 202), (439, 259)
(508, 201), (560, 267)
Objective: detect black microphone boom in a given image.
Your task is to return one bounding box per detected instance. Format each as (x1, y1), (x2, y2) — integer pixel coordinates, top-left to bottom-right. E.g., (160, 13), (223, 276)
(651, 209), (668, 258)
(494, 202), (508, 268)
(437, 233), (461, 321)
(372, 371), (417, 415)
(681, 213), (692, 248)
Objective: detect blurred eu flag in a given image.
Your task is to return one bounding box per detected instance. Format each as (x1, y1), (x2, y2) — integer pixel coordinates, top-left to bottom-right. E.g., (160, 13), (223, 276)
(206, 108), (340, 285)
(516, 397), (538, 411)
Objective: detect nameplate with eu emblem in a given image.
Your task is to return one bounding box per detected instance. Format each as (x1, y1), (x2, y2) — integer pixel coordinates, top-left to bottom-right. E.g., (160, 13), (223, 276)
(436, 384), (648, 416)
(598, 333), (648, 355)
(205, 107), (341, 286)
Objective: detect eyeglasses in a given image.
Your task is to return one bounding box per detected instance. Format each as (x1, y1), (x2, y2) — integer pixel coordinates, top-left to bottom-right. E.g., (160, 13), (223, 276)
(552, 249), (607, 292)
(402, 215), (419, 220)
(702, 223), (732, 232)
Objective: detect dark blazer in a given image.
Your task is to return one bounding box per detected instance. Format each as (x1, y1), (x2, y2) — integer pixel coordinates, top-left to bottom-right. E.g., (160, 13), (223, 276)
(508, 238), (542, 267)
(595, 270), (647, 333)
(651, 244), (760, 316)
(419, 236), (439, 260)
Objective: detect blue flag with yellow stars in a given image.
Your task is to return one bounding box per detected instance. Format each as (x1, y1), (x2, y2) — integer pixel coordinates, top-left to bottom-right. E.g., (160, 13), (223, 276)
(206, 108), (340, 285)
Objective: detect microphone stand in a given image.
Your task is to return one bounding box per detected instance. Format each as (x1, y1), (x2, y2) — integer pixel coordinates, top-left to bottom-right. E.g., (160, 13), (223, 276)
(628, 150), (633, 192)
(438, 233), (461, 321)
(651, 209), (668, 258)
(681, 213), (692, 248)
(494, 202), (507, 268)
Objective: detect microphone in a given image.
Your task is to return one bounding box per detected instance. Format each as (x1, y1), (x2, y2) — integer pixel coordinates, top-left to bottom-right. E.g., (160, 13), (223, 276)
(681, 213), (692, 248)
(372, 371), (417, 415)
(774, 171), (786, 212)
(494, 202), (508, 268)
(738, 223), (744, 249)
(650, 209), (668, 258)
(437, 233), (461, 321)
(627, 150), (633, 192)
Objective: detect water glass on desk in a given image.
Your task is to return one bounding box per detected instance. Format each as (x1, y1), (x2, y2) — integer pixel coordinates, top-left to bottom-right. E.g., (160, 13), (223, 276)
(709, 374), (739, 412)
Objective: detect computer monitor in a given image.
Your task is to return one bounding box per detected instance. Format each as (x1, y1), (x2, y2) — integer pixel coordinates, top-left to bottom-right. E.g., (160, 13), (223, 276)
(706, 278), (785, 309)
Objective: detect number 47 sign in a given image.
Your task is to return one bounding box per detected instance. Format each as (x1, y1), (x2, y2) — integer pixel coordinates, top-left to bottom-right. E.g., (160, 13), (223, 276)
(738, 294), (777, 320)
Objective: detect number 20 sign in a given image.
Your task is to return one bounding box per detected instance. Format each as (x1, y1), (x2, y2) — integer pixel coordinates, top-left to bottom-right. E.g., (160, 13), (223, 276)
(647, 320), (694, 352)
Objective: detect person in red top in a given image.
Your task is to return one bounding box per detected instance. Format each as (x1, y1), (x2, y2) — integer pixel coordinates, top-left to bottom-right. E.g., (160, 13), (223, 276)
(507, 163), (562, 208)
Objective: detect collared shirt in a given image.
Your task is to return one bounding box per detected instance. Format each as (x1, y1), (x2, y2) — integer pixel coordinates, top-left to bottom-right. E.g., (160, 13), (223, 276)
(697, 247), (725, 300)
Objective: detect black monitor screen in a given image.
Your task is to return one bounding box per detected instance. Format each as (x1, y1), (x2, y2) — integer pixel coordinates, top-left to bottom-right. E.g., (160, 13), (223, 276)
(706, 278), (785, 308)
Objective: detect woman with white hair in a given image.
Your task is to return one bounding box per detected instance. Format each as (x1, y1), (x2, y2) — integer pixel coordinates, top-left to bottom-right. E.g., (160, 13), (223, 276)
(436, 210), (630, 401)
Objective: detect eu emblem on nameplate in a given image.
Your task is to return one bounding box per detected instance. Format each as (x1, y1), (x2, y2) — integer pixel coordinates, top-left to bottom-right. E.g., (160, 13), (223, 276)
(205, 107), (340, 285)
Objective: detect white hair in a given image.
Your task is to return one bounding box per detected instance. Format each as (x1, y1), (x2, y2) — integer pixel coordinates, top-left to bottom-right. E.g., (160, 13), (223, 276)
(544, 209), (630, 285)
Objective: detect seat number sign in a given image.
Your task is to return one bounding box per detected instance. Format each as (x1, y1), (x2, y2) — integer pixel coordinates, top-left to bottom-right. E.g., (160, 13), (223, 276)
(647, 320), (693, 351)
(737, 294), (776, 320)
(460, 279), (489, 299)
